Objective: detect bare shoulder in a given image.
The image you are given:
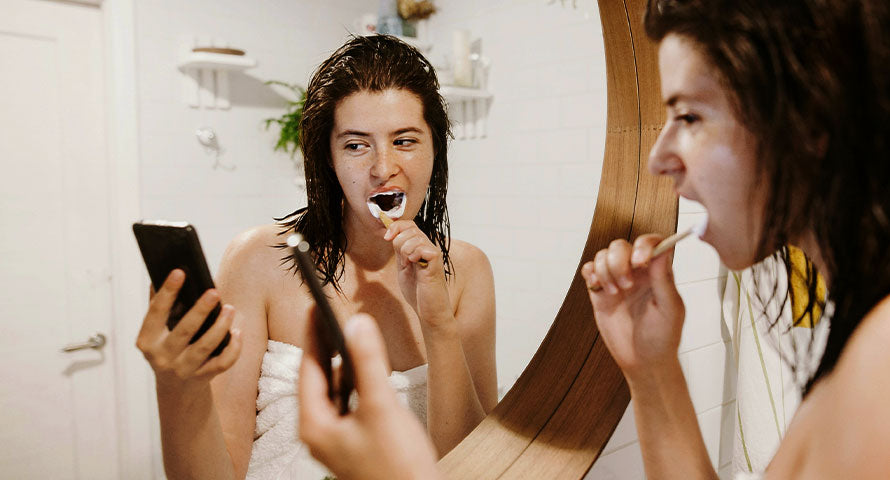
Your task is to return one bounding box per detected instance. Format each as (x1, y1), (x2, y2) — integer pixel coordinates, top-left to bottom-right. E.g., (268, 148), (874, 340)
(217, 224), (289, 289)
(448, 239), (493, 279)
(820, 295), (890, 475)
(834, 294), (890, 401)
(446, 238), (494, 325)
(772, 295), (890, 478)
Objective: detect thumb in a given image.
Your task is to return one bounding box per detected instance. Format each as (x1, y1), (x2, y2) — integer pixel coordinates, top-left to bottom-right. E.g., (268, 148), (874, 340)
(342, 314), (397, 410)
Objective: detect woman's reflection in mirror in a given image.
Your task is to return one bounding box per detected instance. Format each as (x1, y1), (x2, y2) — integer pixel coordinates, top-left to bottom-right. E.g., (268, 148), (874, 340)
(299, 1), (890, 478)
(135, 34), (496, 480)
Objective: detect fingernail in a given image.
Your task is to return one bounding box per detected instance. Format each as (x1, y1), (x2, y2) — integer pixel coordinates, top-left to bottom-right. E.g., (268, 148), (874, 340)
(607, 283), (619, 295)
(631, 249), (646, 265)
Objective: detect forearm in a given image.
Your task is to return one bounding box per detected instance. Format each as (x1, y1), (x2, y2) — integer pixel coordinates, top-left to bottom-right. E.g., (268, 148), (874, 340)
(422, 319), (486, 457)
(156, 379), (237, 480)
(627, 360), (717, 480)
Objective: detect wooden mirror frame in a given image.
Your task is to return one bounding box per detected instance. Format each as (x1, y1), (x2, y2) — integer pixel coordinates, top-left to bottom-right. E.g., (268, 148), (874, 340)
(439, 0), (678, 477)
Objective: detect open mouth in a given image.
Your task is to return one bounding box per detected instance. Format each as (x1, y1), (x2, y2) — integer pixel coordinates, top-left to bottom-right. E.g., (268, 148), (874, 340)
(366, 191), (406, 219)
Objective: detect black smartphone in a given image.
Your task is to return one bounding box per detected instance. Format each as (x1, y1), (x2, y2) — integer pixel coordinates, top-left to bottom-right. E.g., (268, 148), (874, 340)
(132, 221), (230, 357)
(287, 233), (355, 415)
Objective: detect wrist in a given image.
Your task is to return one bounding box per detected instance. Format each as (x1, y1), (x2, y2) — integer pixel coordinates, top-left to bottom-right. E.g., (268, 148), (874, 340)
(419, 313), (459, 340)
(625, 357), (685, 395)
(155, 374), (212, 399)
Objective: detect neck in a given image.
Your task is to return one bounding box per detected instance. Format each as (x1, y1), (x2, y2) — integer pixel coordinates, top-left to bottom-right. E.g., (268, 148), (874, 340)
(342, 207), (396, 271)
(796, 230), (830, 288)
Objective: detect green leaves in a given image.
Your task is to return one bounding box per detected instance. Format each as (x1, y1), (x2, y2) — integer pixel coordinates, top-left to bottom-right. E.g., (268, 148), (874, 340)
(264, 80), (307, 157)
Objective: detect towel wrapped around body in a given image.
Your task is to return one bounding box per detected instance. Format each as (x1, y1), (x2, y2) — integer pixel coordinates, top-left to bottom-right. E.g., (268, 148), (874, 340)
(245, 340), (428, 480)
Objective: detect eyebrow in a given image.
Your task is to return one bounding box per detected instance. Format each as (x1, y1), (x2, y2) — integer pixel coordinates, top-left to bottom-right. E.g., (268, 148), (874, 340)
(335, 127), (424, 139)
(664, 94), (684, 107)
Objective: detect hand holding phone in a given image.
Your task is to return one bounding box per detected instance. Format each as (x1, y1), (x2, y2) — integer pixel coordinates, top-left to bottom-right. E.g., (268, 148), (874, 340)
(133, 221), (230, 357)
(287, 233), (356, 415)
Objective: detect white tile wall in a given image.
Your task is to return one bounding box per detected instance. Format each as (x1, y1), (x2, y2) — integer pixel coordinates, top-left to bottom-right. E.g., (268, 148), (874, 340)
(134, 0), (369, 272)
(428, 0), (607, 387)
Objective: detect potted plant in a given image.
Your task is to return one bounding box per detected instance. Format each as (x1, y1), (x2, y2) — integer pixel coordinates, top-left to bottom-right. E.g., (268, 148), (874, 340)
(264, 80), (307, 159)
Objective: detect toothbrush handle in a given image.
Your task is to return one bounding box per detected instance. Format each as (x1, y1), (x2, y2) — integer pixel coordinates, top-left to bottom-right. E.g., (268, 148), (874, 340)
(651, 228), (692, 258)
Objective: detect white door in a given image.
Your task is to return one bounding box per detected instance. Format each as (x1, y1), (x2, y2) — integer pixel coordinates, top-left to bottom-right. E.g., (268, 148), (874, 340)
(0, 1), (120, 478)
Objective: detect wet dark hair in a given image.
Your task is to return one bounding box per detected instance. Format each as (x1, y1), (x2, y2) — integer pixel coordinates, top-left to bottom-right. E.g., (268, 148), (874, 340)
(276, 35), (453, 291)
(645, 0), (890, 393)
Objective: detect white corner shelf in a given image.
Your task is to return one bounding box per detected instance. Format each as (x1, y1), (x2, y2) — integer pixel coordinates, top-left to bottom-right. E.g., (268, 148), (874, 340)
(178, 38), (257, 110)
(440, 86), (493, 140)
(178, 51), (256, 71)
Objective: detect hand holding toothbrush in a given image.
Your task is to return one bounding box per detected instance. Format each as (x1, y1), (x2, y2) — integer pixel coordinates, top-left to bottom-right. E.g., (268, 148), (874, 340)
(368, 193), (452, 329)
(582, 216), (706, 377)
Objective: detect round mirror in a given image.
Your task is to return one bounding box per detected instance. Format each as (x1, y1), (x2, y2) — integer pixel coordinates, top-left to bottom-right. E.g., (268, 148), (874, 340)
(440, 0), (678, 477)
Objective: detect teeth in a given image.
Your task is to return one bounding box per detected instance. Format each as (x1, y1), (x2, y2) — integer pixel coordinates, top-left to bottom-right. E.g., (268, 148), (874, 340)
(367, 191), (406, 219)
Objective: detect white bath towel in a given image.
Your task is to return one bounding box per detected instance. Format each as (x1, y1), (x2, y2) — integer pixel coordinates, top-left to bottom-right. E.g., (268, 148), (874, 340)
(245, 340), (428, 480)
(722, 255), (828, 477)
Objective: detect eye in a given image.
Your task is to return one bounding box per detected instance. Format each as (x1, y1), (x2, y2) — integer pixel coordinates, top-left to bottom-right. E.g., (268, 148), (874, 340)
(394, 138), (417, 147)
(675, 113), (700, 124)
(345, 142), (368, 152)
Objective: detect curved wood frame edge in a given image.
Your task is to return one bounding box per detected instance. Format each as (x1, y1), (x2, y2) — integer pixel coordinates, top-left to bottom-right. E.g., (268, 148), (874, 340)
(439, 0), (677, 478)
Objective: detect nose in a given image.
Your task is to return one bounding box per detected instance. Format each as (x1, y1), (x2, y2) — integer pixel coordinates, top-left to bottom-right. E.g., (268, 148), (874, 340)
(370, 147), (398, 180)
(647, 123), (683, 177)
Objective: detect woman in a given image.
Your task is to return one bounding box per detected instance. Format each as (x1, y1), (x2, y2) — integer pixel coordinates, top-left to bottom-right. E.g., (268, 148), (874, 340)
(298, 1), (890, 478)
(137, 35), (497, 480)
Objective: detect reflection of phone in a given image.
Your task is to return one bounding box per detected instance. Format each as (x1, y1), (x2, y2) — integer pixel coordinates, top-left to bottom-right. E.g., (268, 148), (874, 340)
(132, 221), (230, 357)
(287, 233), (355, 415)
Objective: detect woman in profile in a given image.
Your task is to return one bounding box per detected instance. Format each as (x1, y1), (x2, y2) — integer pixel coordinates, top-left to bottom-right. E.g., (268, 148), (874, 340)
(136, 35), (497, 479)
(297, 1), (890, 478)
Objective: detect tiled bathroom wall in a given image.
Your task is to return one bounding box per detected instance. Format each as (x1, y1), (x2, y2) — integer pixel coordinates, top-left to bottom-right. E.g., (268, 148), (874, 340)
(134, 0), (368, 270)
(426, 0), (607, 395)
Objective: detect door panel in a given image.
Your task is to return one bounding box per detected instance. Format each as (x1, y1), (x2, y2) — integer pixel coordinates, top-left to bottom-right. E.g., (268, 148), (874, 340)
(0, 1), (119, 478)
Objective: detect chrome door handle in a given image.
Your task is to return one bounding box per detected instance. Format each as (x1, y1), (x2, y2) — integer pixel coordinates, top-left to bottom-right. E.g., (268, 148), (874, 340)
(61, 333), (107, 352)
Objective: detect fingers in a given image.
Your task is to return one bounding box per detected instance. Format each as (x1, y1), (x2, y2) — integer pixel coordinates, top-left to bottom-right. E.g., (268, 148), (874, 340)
(342, 314), (397, 410)
(585, 235), (670, 296)
(163, 289), (221, 353)
(140, 269), (185, 341)
(178, 304), (236, 372)
(193, 327), (242, 378)
(384, 220), (438, 267)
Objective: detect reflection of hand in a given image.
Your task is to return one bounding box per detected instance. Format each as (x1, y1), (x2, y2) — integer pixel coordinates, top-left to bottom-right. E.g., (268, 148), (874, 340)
(383, 220), (452, 327)
(136, 269), (242, 388)
(582, 235), (685, 378)
(299, 313), (442, 480)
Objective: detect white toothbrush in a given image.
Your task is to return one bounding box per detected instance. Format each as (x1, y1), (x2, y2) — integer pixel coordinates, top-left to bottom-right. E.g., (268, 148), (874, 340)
(651, 213), (709, 258)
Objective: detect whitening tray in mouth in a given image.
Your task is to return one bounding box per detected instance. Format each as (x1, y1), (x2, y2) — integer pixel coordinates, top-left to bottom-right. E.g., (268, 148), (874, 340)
(367, 191), (406, 220)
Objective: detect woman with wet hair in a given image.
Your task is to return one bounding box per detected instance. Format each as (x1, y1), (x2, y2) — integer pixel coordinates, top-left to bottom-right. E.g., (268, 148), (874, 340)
(298, 1), (890, 478)
(136, 35), (496, 479)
